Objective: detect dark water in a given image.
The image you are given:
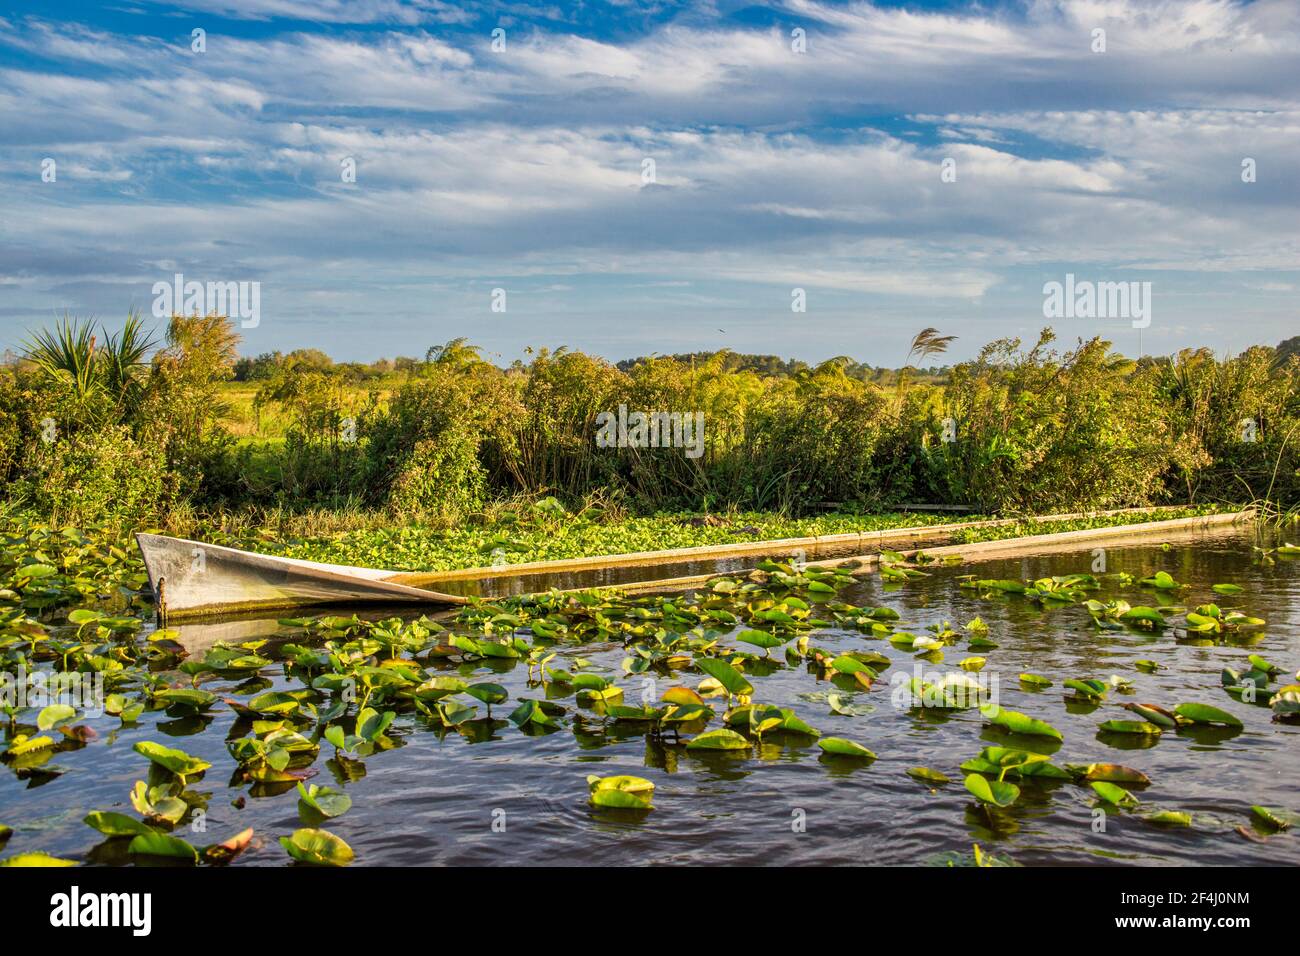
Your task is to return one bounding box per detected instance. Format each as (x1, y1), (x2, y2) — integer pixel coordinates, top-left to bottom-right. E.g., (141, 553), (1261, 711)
(4, 525), (1298, 866)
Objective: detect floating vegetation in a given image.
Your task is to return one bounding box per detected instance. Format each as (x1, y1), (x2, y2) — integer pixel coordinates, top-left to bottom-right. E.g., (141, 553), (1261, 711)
(0, 512), (1296, 866)
(907, 767), (951, 785)
(587, 775), (654, 810)
(1091, 781), (1140, 809)
(965, 773), (1020, 808)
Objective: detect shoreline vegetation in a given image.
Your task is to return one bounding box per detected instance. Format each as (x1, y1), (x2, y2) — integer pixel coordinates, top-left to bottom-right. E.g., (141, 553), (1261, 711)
(1, 316), (1297, 565)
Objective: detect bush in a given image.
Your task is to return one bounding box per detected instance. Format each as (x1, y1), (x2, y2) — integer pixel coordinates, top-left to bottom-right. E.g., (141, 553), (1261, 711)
(362, 362), (502, 520)
(14, 424), (176, 525)
(386, 428), (486, 519)
(0, 370), (23, 484)
(937, 333), (1169, 513)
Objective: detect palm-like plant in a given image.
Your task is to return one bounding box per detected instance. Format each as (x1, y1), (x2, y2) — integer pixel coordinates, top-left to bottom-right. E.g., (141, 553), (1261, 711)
(23, 313), (158, 417)
(100, 311), (157, 414)
(425, 337), (486, 370)
(23, 314), (99, 400)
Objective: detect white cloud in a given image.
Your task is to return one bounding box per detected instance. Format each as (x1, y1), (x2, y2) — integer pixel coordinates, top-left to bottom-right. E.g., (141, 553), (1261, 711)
(1, 2), (1297, 360)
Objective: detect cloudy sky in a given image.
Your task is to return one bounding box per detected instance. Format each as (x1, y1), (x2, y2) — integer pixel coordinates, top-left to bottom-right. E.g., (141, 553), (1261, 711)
(0, 0), (1296, 365)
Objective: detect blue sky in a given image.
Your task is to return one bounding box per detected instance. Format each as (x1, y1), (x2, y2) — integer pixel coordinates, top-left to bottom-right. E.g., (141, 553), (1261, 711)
(0, 0), (1296, 365)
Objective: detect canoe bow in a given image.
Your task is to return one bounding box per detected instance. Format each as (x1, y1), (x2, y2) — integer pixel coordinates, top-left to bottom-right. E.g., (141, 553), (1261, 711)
(135, 533), (468, 620)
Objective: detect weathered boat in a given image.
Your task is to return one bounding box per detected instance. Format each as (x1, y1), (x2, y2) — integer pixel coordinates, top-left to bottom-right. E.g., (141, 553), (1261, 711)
(136, 508), (1247, 620)
(135, 533), (469, 620)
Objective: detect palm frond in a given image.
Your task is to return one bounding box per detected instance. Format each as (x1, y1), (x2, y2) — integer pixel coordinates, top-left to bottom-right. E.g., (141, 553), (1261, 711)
(101, 311), (158, 411)
(22, 314), (99, 399)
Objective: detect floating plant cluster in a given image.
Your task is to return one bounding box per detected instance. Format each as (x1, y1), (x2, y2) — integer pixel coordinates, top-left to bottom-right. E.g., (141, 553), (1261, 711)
(1, 514), (1298, 866)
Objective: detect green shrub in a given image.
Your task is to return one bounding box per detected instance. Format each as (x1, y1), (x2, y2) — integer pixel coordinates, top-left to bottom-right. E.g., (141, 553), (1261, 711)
(15, 424), (176, 525)
(386, 427), (487, 520)
(361, 358), (505, 520)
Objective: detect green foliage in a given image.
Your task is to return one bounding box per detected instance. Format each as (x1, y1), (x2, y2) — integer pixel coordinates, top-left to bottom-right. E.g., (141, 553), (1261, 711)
(935, 332), (1169, 512)
(5, 319), (1300, 524)
(12, 424), (176, 525)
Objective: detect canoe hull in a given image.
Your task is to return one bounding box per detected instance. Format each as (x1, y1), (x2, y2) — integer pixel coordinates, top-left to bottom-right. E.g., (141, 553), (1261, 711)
(135, 533), (467, 620)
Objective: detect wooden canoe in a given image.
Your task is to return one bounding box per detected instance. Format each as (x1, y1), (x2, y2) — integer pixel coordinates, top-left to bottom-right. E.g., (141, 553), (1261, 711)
(135, 533), (469, 621)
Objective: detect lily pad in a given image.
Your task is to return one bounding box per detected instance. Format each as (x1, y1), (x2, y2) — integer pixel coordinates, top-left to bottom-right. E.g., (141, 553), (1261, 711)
(279, 828), (354, 866)
(817, 737), (876, 759)
(0, 852), (77, 867)
(133, 741), (211, 778)
(694, 657), (754, 697)
(980, 704), (1063, 740)
(686, 728), (750, 751)
(297, 783), (352, 821)
(129, 831), (199, 862)
(964, 773), (1019, 807)
(1174, 702), (1243, 728)
(1091, 781), (1140, 808)
(587, 774), (654, 809)
(1251, 806), (1300, 831)
(907, 767), (951, 785)
(84, 811), (153, 838)
(1099, 720), (1163, 736)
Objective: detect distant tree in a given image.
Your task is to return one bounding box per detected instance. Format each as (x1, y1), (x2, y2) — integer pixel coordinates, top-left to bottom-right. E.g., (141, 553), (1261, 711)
(285, 348), (333, 371)
(1276, 335), (1300, 367)
(232, 350), (284, 381)
(425, 337), (486, 370)
(615, 351), (822, 378)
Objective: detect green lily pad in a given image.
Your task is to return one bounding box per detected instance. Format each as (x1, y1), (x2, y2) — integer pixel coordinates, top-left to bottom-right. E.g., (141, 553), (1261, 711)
(133, 741), (211, 778)
(686, 728), (750, 750)
(907, 767), (951, 785)
(1091, 781), (1140, 808)
(1251, 806), (1300, 831)
(464, 683), (508, 707)
(129, 831), (199, 862)
(980, 704), (1063, 740)
(297, 783), (352, 821)
(817, 737), (876, 759)
(964, 773), (1019, 807)
(1069, 763), (1150, 784)
(694, 657), (754, 697)
(0, 852), (77, 867)
(279, 828), (354, 866)
(1099, 720), (1163, 735)
(36, 704), (76, 731)
(587, 775), (654, 809)
(84, 811), (153, 837)
(1174, 702), (1243, 728)
(1143, 810), (1192, 826)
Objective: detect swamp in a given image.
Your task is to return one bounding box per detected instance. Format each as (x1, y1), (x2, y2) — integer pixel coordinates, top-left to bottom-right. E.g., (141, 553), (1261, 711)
(0, 513), (1297, 867)
(1, 317), (1299, 867)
